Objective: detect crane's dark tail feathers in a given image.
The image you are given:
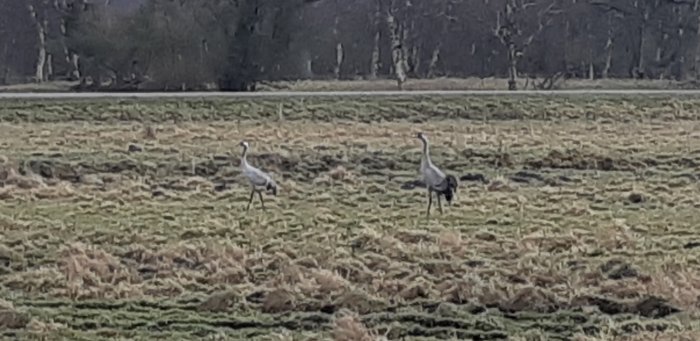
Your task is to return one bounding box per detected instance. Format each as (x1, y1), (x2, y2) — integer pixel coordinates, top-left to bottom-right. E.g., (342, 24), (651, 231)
(267, 182), (278, 196)
(438, 175), (459, 203)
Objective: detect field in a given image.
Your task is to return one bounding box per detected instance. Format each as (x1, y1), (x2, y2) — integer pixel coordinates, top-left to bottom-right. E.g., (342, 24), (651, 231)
(2, 77), (699, 93)
(1, 95), (700, 340)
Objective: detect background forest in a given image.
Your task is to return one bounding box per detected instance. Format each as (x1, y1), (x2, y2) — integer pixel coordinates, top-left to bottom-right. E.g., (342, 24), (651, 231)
(1, 0), (699, 91)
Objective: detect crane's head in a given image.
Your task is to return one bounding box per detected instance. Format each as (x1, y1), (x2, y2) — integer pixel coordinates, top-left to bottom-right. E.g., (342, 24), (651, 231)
(415, 132), (427, 141)
(239, 141), (250, 150)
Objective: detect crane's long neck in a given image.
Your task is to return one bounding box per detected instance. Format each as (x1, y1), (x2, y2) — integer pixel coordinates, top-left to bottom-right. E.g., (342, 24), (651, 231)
(241, 146), (249, 167)
(420, 137), (432, 166)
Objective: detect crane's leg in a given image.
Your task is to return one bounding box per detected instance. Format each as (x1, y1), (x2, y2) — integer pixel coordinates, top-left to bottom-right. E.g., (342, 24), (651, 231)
(426, 189), (432, 218)
(257, 191), (266, 211)
(437, 194), (443, 214)
(246, 189), (255, 211)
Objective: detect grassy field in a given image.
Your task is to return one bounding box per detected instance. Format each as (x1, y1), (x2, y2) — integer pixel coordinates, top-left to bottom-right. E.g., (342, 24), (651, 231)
(1, 95), (700, 340)
(256, 77), (700, 92)
(2, 77), (699, 93)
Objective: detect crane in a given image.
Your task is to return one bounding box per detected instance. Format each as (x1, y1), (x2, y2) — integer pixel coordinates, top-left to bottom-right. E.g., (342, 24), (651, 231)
(239, 141), (277, 211)
(416, 132), (458, 217)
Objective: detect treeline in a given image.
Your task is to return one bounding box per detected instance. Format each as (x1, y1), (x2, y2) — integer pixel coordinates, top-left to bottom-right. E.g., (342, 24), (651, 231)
(1, 0), (699, 91)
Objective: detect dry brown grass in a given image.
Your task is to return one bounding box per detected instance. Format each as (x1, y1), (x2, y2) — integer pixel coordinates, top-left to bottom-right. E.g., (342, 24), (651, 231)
(332, 312), (381, 341)
(59, 242), (141, 299)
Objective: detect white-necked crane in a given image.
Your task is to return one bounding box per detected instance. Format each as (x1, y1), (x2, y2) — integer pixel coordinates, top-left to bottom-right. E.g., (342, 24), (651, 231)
(239, 141), (277, 211)
(416, 132), (458, 217)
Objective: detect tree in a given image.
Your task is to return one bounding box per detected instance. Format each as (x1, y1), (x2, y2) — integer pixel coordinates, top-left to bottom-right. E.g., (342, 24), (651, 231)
(495, 0), (560, 90)
(385, 0), (408, 90)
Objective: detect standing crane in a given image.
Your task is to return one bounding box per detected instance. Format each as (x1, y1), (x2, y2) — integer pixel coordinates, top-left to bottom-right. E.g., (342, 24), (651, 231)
(416, 132), (458, 217)
(239, 141), (278, 211)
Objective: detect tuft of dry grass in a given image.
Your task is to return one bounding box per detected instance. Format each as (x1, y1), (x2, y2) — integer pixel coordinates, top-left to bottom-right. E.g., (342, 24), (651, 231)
(332, 312), (379, 341)
(59, 243), (140, 299)
(197, 290), (240, 312)
(0, 299), (29, 329)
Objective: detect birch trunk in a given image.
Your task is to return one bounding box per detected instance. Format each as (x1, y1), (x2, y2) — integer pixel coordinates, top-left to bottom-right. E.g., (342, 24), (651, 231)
(401, 1), (413, 75)
(70, 53), (81, 80)
(369, 0), (381, 79)
(335, 42), (344, 80)
(507, 42), (517, 90)
(427, 43), (441, 78)
(634, 0), (648, 78)
(387, 4), (407, 90)
(333, 0), (343, 79)
(370, 30), (381, 78)
(602, 13), (614, 78)
(637, 23), (646, 78)
(27, 3), (47, 83)
(55, 0), (80, 80)
(47, 53), (53, 80)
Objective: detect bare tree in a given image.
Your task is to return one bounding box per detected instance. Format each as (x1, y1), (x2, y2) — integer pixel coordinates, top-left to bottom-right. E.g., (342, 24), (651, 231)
(427, 0), (454, 78)
(496, 0), (560, 90)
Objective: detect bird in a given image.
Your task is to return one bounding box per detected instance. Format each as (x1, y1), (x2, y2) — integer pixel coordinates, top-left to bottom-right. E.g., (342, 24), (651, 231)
(416, 132), (458, 217)
(239, 141), (277, 211)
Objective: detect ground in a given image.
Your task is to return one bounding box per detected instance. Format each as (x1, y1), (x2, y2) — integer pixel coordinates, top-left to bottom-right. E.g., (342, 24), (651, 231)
(0, 95), (699, 340)
(2, 77), (700, 93)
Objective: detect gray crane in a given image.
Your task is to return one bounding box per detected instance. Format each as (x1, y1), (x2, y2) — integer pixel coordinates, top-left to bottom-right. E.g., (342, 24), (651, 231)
(416, 132), (458, 217)
(239, 141), (278, 211)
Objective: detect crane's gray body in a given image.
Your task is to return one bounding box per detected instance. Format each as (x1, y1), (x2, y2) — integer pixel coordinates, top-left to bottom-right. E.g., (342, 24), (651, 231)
(417, 133), (458, 216)
(239, 141), (277, 210)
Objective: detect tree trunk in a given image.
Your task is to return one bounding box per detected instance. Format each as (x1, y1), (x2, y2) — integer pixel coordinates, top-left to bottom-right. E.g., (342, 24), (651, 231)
(586, 21), (594, 80)
(1, 67), (8, 85)
(635, 1), (648, 79)
(370, 30), (381, 79)
(507, 42), (517, 90)
(387, 3), (407, 90)
(27, 3), (47, 83)
(427, 43), (441, 78)
(694, 0), (700, 79)
(53, 0), (82, 80)
(47, 53), (53, 81)
(497, 0), (519, 90)
(676, 6), (686, 80)
(0, 38), (9, 85)
(70, 53), (81, 80)
(410, 45), (420, 76)
(369, 0), (381, 79)
(602, 13), (614, 78)
(335, 42), (344, 79)
(637, 24), (646, 78)
(333, 0), (343, 79)
(401, 0), (413, 75)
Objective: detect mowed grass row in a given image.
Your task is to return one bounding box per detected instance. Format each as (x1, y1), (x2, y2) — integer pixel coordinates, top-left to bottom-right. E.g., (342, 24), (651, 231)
(0, 96), (700, 340)
(3, 94), (700, 123)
